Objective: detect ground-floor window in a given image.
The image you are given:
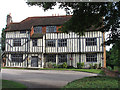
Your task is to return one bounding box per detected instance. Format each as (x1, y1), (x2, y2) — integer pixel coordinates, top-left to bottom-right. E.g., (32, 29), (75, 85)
(58, 54), (67, 63)
(11, 54), (23, 62)
(86, 53), (97, 62)
(46, 54), (56, 62)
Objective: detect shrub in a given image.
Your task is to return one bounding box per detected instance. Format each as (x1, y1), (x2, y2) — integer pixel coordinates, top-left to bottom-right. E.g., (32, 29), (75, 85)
(57, 64), (63, 68)
(107, 66), (112, 70)
(52, 64), (57, 68)
(67, 66), (75, 69)
(89, 64), (94, 69)
(94, 64), (98, 69)
(98, 63), (101, 69)
(77, 63), (84, 69)
(47, 62), (54, 68)
(62, 62), (67, 68)
(114, 66), (120, 72)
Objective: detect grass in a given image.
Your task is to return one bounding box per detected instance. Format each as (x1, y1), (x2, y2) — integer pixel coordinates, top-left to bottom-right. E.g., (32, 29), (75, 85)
(2, 67), (102, 74)
(63, 76), (119, 89)
(2, 79), (27, 89)
(40, 68), (102, 74)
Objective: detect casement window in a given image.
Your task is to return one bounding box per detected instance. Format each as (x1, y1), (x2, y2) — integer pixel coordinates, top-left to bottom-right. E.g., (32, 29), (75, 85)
(58, 39), (67, 47)
(46, 26), (56, 32)
(13, 39), (21, 46)
(20, 31), (26, 33)
(86, 53), (97, 62)
(11, 54), (23, 62)
(46, 54), (56, 62)
(86, 38), (97, 46)
(46, 40), (56, 47)
(32, 39), (37, 46)
(34, 26), (42, 33)
(58, 54), (67, 63)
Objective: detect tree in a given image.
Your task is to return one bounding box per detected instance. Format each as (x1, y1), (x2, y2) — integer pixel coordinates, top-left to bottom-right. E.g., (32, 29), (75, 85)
(1, 28), (6, 51)
(27, 2), (120, 43)
(106, 43), (120, 68)
(27, 2), (120, 64)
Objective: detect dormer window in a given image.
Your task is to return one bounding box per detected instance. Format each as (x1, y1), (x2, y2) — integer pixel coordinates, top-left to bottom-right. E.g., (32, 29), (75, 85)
(46, 26), (56, 33)
(34, 26), (42, 33)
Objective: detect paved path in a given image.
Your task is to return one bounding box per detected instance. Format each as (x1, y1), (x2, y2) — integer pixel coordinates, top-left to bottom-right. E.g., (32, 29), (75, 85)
(2, 69), (98, 89)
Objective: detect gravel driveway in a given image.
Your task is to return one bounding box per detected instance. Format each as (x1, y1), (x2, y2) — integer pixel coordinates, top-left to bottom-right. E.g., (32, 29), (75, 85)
(2, 69), (98, 89)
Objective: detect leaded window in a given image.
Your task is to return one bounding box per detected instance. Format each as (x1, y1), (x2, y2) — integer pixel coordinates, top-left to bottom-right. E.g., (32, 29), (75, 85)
(58, 54), (67, 63)
(46, 40), (56, 47)
(86, 38), (97, 46)
(46, 26), (56, 32)
(34, 26), (42, 33)
(11, 54), (23, 62)
(20, 31), (26, 33)
(13, 39), (21, 46)
(58, 39), (67, 47)
(46, 54), (56, 62)
(86, 53), (97, 62)
(32, 39), (37, 46)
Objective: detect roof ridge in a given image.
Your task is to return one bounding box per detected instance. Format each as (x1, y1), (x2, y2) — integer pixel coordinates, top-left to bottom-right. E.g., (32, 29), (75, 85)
(20, 15), (72, 23)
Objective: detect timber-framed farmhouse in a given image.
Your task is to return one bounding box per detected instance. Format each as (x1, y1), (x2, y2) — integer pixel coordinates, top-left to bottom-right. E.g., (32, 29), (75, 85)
(4, 14), (106, 68)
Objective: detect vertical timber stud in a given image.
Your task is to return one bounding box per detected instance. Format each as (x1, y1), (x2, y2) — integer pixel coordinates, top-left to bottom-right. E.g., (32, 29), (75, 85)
(103, 32), (106, 68)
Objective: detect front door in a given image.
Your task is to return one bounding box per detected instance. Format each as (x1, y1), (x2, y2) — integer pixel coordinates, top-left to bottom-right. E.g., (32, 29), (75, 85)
(31, 56), (38, 67)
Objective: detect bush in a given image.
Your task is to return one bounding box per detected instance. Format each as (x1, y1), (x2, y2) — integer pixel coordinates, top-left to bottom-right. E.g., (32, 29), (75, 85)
(98, 63), (101, 69)
(107, 66), (112, 70)
(77, 63), (84, 69)
(67, 66), (75, 69)
(89, 64), (94, 69)
(94, 64), (97, 69)
(52, 64), (57, 68)
(62, 62), (67, 68)
(47, 62), (54, 68)
(57, 64), (63, 68)
(114, 66), (120, 72)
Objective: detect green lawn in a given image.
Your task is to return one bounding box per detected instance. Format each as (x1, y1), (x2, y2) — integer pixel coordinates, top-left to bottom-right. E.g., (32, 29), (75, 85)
(63, 76), (119, 89)
(40, 68), (102, 74)
(2, 80), (27, 89)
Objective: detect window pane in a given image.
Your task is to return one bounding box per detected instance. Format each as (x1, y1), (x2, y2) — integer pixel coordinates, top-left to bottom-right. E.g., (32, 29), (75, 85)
(34, 26), (42, 33)
(86, 38), (97, 46)
(11, 54), (23, 62)
(46, 40), (56, 47)
(86, 53), (97, 62)
(32, 39), (37, 46)
(20, 31), (26, 33)
(46, 54), (56, 62)
(58, 54), (67, 63)
(46, 26), (56, 33)
(13, 39), (21, 46)
(58, 39), (67, 47)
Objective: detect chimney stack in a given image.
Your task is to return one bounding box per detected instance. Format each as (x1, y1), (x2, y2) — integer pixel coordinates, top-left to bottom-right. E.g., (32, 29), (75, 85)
(7, 13), (12, 26)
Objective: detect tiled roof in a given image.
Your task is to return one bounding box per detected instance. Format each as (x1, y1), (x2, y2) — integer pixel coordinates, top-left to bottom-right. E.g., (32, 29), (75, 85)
(5, 15), (72, 31)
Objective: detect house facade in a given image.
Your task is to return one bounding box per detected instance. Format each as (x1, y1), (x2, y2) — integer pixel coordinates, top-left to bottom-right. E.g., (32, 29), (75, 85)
(4, 14), (106, 68)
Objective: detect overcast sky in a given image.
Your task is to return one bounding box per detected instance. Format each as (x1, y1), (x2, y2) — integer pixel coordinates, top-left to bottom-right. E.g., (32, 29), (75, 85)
(0, 0), (112, 50)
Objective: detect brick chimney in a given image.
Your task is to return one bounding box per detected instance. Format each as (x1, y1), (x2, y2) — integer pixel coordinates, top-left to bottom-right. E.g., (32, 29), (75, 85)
(7, 13), (12, 26)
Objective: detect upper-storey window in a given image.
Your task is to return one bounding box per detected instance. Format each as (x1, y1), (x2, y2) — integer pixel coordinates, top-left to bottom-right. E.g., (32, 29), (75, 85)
(46, 40), (56, 47)
(46, 26), (56, 33)
(86, 38), (97, 46)
(20, 31), (26, 33)
(32, 39), (37, 46)
(13, 39), (21, 46)
(34, 26), (42, 33)
(86, 53), (97, 62)
(58, 39), (67, 47)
